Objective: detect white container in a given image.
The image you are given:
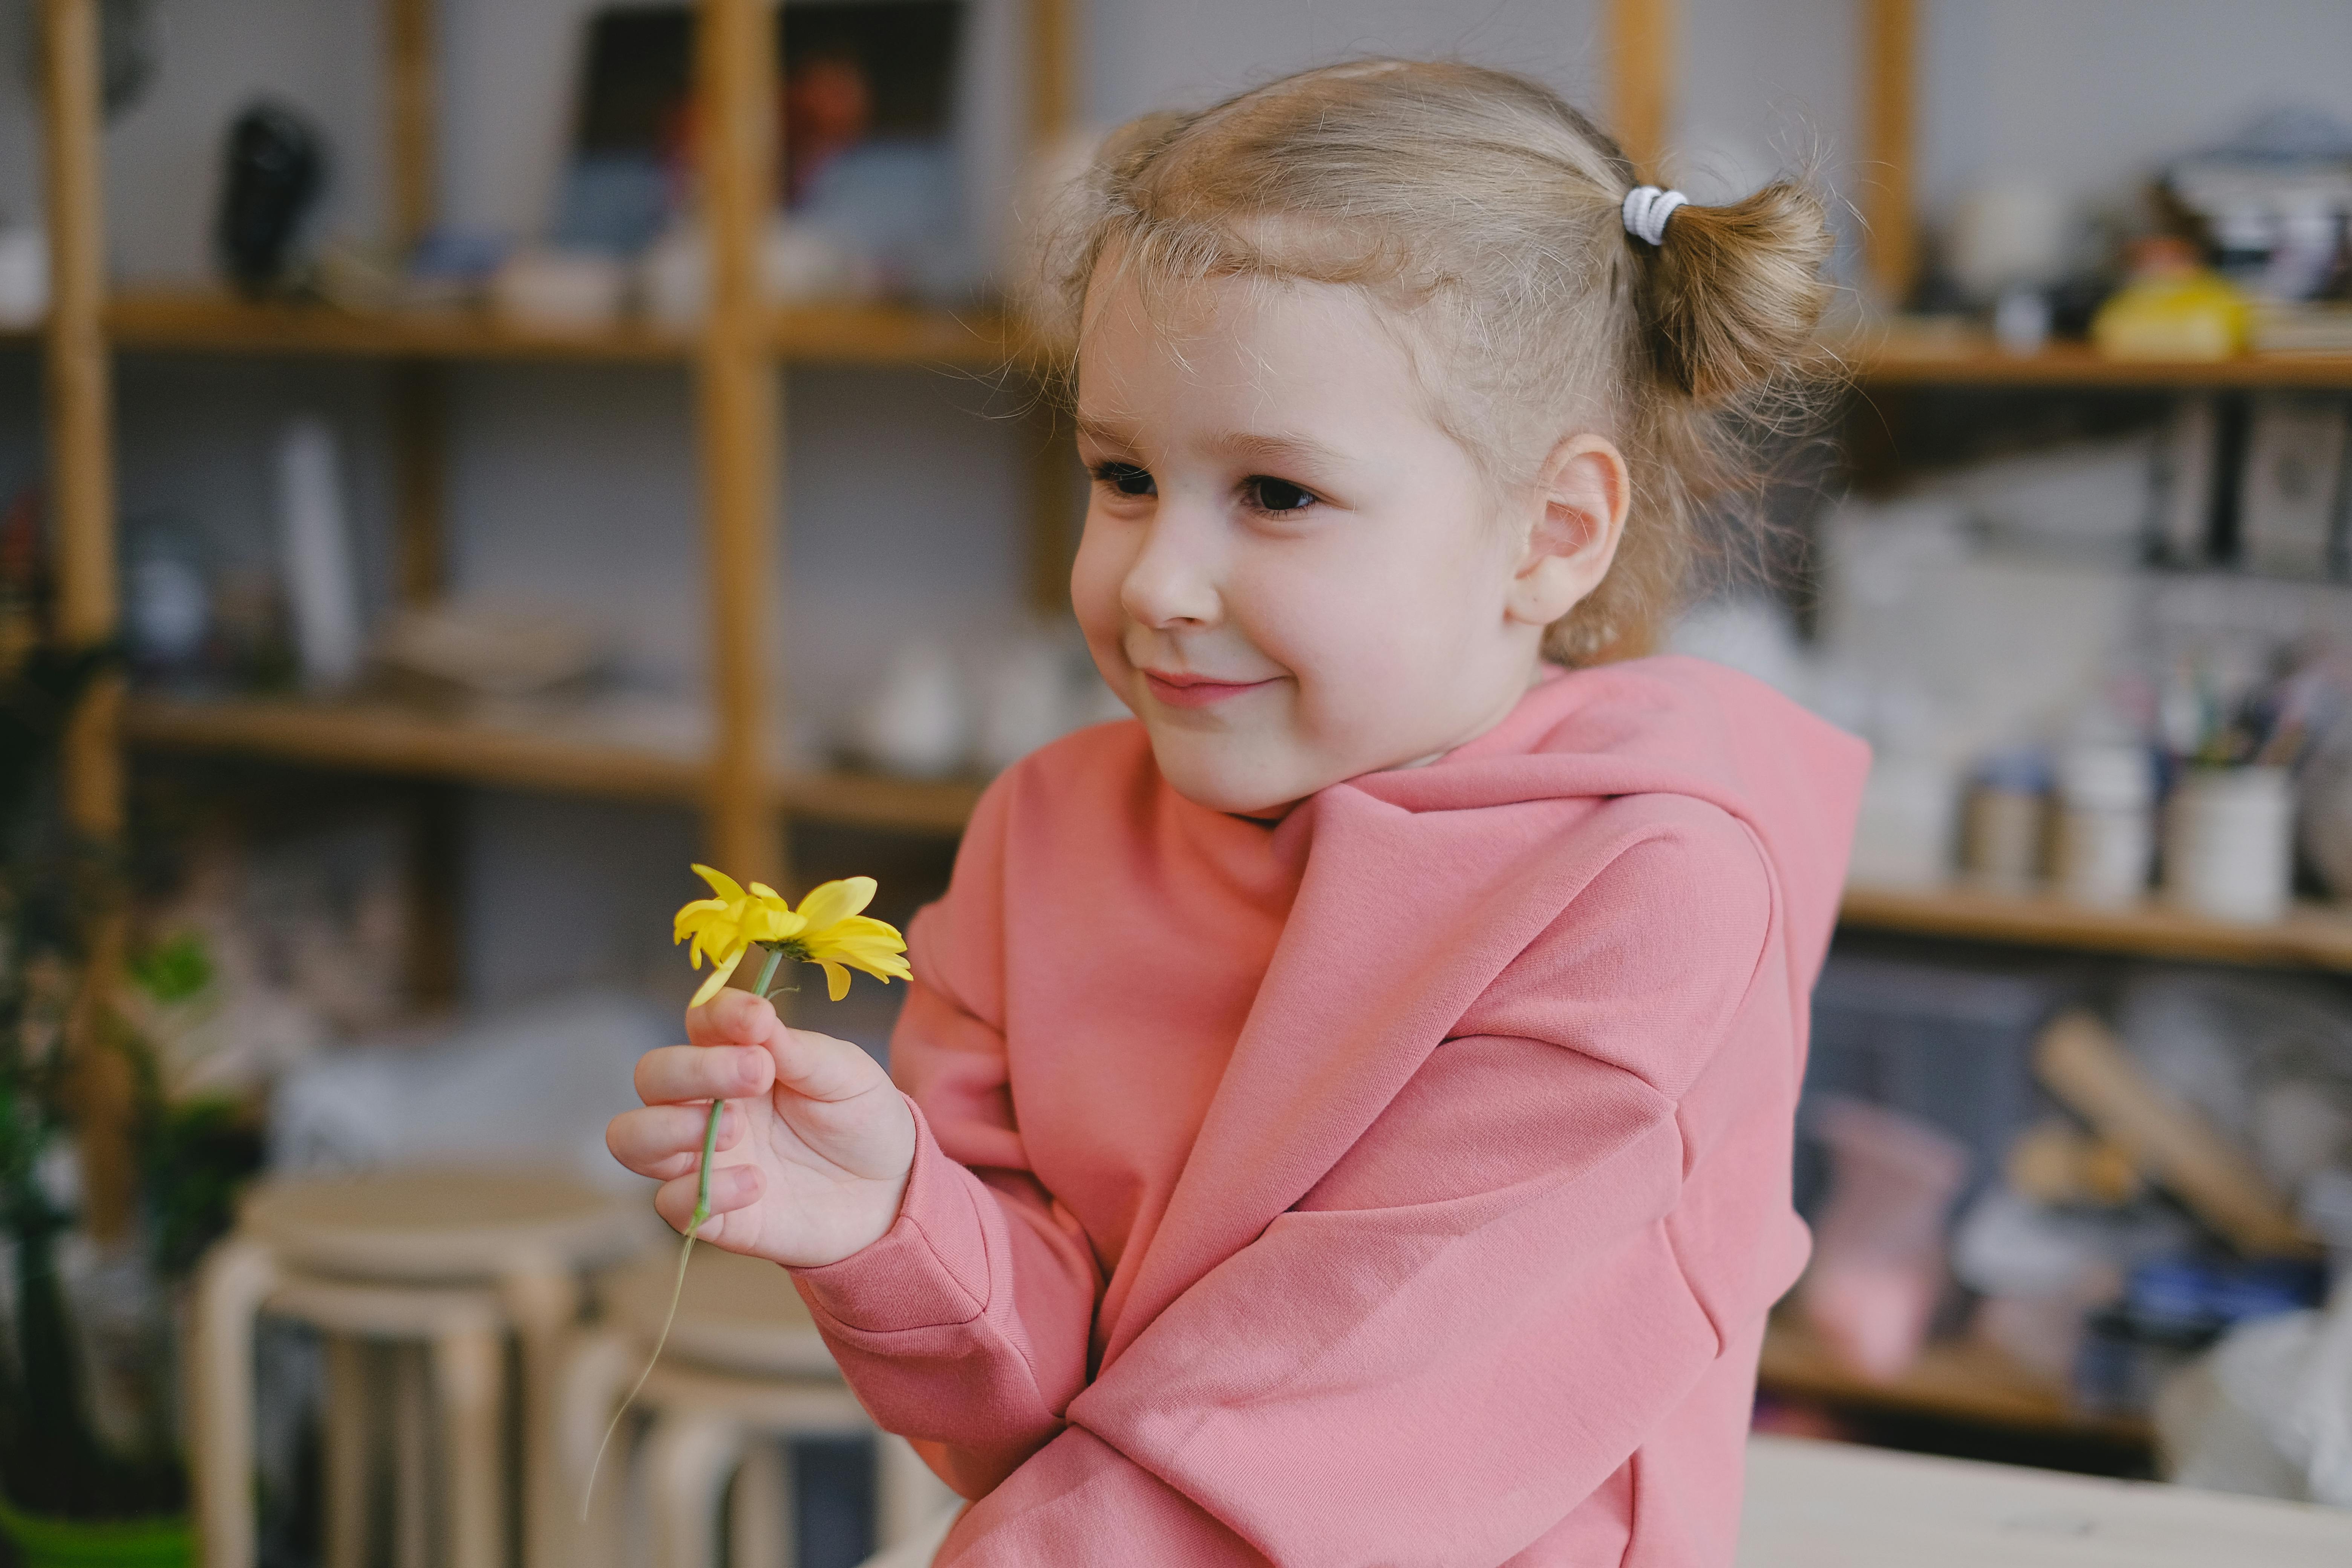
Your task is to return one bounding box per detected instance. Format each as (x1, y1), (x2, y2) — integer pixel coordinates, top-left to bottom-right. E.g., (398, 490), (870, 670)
(1966, 784), (2046, 891)
(1849, 752), (1961, 889)
(2055, 744), (2154, 908)
(2164, 766), (2294, 925)
(0, 226), (47, 326)
(490, 248), (628, 331)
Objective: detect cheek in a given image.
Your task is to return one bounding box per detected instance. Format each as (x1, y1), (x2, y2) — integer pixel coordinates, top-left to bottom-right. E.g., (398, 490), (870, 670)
(1069, 515), (1132, 659)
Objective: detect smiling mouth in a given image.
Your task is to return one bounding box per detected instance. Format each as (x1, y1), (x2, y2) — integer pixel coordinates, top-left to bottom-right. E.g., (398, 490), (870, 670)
(1141, 669), (1279, 709)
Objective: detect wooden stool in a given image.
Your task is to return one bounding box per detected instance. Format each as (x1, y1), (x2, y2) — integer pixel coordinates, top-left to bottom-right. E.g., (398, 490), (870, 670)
(565, 1247), (960, 1568)
(190, 1165), (654, 1568)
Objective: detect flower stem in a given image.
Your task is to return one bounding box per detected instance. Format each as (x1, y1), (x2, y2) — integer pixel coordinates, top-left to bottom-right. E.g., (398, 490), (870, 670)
(583, 943), (791, 1517)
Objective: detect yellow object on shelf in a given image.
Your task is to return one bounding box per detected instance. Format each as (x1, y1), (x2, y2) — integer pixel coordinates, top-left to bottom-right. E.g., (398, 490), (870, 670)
(2092, 268), (2249, 361)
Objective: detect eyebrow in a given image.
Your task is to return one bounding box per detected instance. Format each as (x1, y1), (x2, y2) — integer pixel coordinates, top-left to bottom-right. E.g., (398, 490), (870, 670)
(1073, 417), (1348, 473)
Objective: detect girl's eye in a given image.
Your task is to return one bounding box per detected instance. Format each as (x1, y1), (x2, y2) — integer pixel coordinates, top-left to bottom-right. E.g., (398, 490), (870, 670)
(1243, 476), (1318, 515)
(1091, 461), (1156, 498)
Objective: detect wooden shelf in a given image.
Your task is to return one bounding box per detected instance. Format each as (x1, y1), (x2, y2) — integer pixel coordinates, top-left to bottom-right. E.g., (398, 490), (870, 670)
(123, 694), (983, 833)
(1845, 325), (2352, 389)
(1839, 883), (2352, 971)
(72, 289), (1023, 368)
(1758, 1316), (2151, 1446)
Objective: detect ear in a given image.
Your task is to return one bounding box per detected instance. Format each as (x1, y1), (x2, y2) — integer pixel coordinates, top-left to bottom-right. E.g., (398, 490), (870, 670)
(1504, 433), (1631, 629)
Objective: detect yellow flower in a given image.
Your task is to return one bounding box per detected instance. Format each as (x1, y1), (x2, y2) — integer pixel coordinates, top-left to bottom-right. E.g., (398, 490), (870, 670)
(778, 876), (914, 1001)
(672, 867), (909, 1007)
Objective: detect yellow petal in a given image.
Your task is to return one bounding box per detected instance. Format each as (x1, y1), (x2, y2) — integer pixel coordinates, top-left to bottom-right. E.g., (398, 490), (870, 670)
(689, 947), (744, 1009)
(692, 864), (748, 903)
(820, 960), (850, 1001)
(794, 877), (877, 933)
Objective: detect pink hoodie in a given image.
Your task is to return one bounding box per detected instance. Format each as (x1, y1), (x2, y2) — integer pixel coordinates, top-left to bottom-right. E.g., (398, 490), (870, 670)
(792, 657), (1868, 1566)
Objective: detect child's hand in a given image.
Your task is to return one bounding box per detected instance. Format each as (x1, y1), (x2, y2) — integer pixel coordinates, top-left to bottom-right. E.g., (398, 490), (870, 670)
(606, 989), (916, 1269)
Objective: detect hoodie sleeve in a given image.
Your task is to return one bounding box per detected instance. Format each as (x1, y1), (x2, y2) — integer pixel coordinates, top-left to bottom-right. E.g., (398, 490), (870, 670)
(816, 810), (1794, 1567)
(789, 784), (1106, 1499)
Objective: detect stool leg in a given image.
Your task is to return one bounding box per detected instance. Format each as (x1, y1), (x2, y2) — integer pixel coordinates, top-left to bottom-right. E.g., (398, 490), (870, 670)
(433, 1322), (506, 1568)
(556, 1328), (635, 1568)
(322, 1337), (373, 1568)
(500, 1261), (580, 1568)
(729, 1438), (791, 1568)
(875, 1435), (957, 1548)
(394, 1346), (432, 1568)
(646, 1410), (743, 1568)
(188, 1237), (278, 1568)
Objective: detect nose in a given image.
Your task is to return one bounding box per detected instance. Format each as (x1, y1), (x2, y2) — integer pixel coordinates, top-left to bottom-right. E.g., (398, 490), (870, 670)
(1118, 510), (1223, 630)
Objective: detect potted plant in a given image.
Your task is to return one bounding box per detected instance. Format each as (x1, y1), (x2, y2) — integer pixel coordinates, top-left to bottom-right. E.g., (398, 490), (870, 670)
(0, 644), (262, 1565)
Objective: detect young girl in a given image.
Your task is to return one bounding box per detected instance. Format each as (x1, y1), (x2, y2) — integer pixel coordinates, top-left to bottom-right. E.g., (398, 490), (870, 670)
(610, 60), (1867, 1566)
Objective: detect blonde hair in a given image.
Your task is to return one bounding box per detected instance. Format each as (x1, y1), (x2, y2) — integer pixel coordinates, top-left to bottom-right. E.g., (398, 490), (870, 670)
(1029, 59), (1834, 661)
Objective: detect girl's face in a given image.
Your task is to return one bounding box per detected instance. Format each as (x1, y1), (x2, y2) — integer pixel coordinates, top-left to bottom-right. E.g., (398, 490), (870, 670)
(1071, 265), (1627, 815)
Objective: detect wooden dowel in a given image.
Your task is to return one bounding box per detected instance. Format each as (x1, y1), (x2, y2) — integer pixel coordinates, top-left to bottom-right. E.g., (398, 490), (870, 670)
(1606, 0), (1675, 181)
(386, 0), (438, 254)
(1860, 0), (1919, 307)
(1029, 0), (1075, 149)
(695, 0), (783, 886)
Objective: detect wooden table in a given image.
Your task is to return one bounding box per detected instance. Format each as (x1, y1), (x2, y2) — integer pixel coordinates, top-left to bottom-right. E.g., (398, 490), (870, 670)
(1740, 1436), (2352, 1566)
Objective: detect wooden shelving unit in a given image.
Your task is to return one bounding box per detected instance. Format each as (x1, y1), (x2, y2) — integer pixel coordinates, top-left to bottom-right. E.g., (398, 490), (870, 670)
(80, 287), (1027, 369)
(1758, 1317), (2151, 1447)
(1845, 326), (2352, 390)
(122, 694), (984, 834)
(1841, 884), (2352, 972)
(31, 0), (1075, 898)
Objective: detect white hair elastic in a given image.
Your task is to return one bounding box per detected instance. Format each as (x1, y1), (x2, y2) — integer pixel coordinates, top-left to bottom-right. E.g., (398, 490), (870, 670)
(1621, 185), (1689, 248)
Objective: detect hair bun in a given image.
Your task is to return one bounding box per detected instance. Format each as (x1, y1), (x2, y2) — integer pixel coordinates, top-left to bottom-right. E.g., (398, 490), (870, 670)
(1634, 182), (1833, 403)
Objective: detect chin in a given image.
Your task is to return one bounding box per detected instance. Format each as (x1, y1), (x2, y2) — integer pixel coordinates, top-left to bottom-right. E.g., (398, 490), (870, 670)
(1145, 735), (1308, 817)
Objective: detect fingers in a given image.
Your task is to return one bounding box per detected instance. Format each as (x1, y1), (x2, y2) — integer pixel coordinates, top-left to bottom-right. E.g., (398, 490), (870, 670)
(651, 1162), (764, 1237)
(686, 988), (789, 1051)
(768, 1025), (893, 1104)
(634, 1041), (775, 1108)
(605, 1102), (746, 1180)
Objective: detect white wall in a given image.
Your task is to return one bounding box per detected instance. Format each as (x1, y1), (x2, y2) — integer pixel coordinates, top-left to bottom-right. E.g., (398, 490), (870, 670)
(6, 0), (2352, 1006)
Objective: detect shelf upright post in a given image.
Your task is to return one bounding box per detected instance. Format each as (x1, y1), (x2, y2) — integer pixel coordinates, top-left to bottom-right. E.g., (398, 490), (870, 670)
(695, 0), (784, 887)
(1860, 0), (1919, 308)
(40, 0), (137, 1241)
(1606, 0), (1676, 181)
(1024, 0), (1081, 617)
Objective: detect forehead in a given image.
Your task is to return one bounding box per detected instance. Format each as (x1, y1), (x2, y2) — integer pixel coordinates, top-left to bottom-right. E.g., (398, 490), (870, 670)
(1072, 264), (1438, 442)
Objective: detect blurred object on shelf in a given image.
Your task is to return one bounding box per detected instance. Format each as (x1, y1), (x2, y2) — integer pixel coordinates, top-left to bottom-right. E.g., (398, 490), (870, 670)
(2037, 1010), (2314, 1258)
(2055, 740), (2156, 908)
(2093, 240), (2249, 361)
(1948, 179), (2073, 305)
(1951, 1187), (2182, 1385)
(270, 991), (668, 1188)
(1669, 594), (1811, 702)
(2157, 1284), (2352, 1506)
(976, 628), (1073, 774)
(121, 516), (211, 682)
(2007, 1121), (2146, 1208)
(1848, 750), (1962, 888)
(216, 102), (326, 297)
(1799, 1096), (1970, 1384)
(2153, 396), (2222, 567)
(1993, 285), (2052, 356)
(2085, 1253), (2328, 1422)
(2166, 108), (2352, 305)
(1945, 435), (2155, 565)
(638, 217), (878, 327)
(0, 222), (46, 326)
(2116, 972), (2352, 1209)
(1964, 747), (2049, 893)
(370, 599), (609, 707)
(308, 237), (406, 314)
(2237, 397), (2349, 580)
(274, 415), (362, 692)
(401, 228), (510, 311)
(2164, 766), (2294, 924)
(2301, 741), (2352, 902)
(556, 3), (973, 303)
(489, 247), (629, 331)
(852, 639), (969, 779)
(1804, 957), (2061, 1216)
(2253, 302), (2352, 355)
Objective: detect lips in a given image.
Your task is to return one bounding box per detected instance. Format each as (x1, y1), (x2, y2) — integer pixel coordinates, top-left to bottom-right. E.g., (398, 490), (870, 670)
(1141, 669), (1278, 709)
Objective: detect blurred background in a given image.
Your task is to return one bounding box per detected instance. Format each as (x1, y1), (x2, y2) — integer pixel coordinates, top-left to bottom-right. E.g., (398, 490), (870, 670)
(6, 0), (2352, 1564)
